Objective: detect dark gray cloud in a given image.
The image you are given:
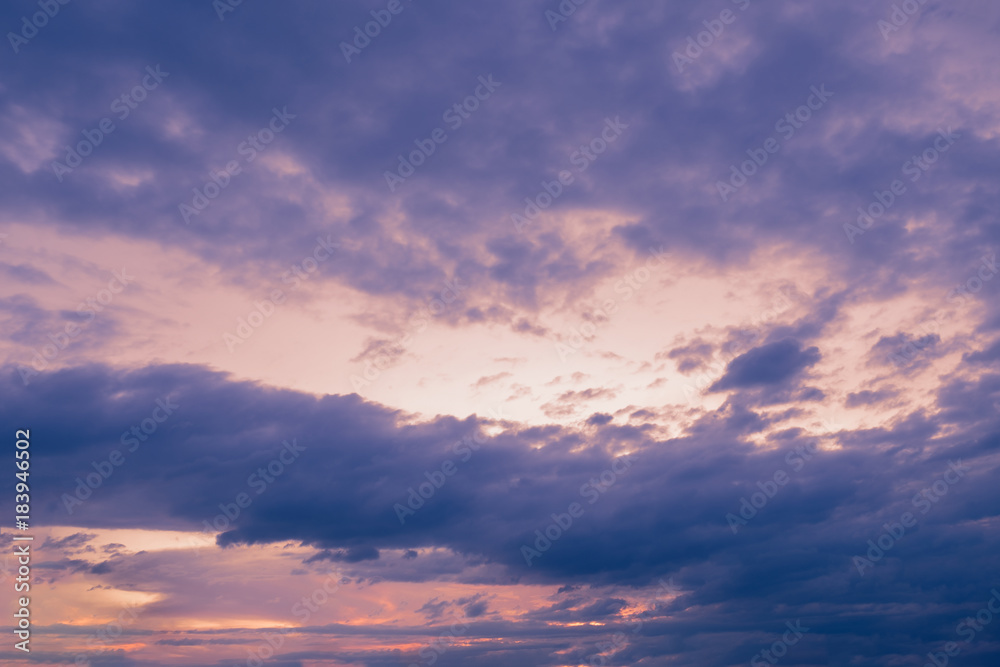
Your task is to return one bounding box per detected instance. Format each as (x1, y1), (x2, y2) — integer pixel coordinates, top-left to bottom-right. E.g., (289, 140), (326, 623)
(3, 362), (1000, 664)
(0, 0), (996, 326)
(846, 387), (900, 408)
(710, 339), (821, 391)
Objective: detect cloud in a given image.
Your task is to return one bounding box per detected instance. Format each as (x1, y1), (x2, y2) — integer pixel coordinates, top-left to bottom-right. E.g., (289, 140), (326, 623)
(3, 0), (1000, 663)
(845, 387), (899, 408)
(304, 546), (381, 564)
(710, 339), (821, 391)
(661, 338), (715, 373)
(2, 361), (999, 663)
(43, 532), (97, 552)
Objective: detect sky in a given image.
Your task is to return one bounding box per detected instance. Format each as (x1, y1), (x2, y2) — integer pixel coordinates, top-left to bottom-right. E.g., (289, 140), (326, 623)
(1, 0), (999, 665)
